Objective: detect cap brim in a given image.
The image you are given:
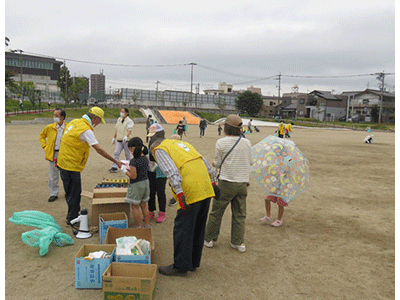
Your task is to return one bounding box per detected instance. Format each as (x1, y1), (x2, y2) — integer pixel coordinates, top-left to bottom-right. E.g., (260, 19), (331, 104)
(101, 118), (106, 124)
(147, 132), (156, 137)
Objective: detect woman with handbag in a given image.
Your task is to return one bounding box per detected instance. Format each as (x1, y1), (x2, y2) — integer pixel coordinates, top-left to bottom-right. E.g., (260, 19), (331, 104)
(204, 115), (253, 253)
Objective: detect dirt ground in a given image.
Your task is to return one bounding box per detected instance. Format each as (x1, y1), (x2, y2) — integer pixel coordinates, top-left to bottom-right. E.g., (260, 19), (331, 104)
(4, 122), (395, 299)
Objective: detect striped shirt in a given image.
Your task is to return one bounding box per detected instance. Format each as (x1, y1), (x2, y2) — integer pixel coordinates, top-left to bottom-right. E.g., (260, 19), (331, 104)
(155, 149), (216, 195)
(214, 136), (252, 183)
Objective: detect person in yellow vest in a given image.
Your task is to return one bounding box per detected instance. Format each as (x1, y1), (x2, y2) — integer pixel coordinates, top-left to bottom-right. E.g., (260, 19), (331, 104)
(285, 122), (293, 138)
(109, 108), (134, 173)
(150, 138), (220, 276)
(39, 109), (68, 202)
(57, 107), (123, 224)
(277, 120), (285, 138)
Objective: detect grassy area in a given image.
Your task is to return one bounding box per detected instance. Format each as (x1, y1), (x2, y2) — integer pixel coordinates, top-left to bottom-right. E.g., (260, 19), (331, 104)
(195, 111), (227, 122)
(4, 101), (143, 123)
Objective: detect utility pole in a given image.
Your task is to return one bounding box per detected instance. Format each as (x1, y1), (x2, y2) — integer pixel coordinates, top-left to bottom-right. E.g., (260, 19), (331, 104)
(275, 72), (282, 116)
(376, 71), (385, 123)
(11, 49), (23, 100)
(156, 80), (160, 101)
(189, 62), (197, 104)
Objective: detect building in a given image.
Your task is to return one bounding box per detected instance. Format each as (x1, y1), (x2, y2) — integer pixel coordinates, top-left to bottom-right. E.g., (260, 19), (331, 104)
(90, 72), (106, 100)
(5, 51), (63, 93)
(247, 85), (262, 95)
(307, 90), (347, 121)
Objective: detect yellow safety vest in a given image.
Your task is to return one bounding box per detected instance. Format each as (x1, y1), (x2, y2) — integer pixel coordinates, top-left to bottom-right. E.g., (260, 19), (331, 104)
(39, 121), (68, 161)
(155, 139), (214, 208)
(278, 123), (285, 135)
(57, 118), (93, 172)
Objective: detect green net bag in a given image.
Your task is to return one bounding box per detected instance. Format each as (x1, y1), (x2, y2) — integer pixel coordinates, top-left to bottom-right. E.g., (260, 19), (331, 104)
(9, 211), (62, 232)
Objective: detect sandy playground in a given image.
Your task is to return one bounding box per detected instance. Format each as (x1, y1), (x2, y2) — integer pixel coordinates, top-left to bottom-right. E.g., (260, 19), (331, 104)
(4, 122), (395, 299)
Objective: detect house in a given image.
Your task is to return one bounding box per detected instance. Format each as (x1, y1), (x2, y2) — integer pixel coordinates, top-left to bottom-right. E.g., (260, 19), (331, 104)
(344, 89), (395, 122)
(307, 90), (347, 121)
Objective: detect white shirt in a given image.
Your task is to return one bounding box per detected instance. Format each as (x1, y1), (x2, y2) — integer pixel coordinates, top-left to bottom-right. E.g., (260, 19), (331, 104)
(80, 130), (98, 146)
(54, 123), (65, 150)
(214, 136), (252, 183)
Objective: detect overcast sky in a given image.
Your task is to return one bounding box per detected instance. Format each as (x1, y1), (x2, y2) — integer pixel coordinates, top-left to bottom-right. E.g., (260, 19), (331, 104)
(5, 0), (395, 95)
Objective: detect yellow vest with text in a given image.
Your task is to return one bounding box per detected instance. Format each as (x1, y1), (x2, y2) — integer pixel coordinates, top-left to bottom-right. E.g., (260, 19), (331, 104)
(57, 118), (93, 172)
(155, 139), (214, 208)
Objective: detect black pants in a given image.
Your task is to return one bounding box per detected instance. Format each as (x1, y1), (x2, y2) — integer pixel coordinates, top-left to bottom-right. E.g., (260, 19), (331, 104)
(200, 128), (205, 136)
(173, 198), (211, 272)
(59, 168), (82, 221)
(148, 172), (167, 212)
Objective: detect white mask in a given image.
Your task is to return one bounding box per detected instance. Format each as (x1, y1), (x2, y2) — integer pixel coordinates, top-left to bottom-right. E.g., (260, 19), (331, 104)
(54, 117), (60, 123)
(120, 112), (125, 118)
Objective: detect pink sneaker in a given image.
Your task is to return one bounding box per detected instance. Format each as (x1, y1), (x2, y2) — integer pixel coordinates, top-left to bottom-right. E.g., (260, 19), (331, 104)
(156, 211), (166, 223)
(271, 219), (283, 227)
(259, 215), (271, 224)
(149, 211), (155, 220)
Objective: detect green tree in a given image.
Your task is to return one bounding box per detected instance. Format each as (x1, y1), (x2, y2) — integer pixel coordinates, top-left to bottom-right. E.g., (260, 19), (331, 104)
(69, 77), (87, 103)
(370, 105), (379, 123)
(57, 64), (73, 103)
(235, 91), (263, 116)
(22, 81), (41, 106)
(5, 69), (17, 91)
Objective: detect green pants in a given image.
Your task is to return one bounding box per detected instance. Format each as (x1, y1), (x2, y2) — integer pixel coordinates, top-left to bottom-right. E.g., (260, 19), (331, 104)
(205, 180), (248, 245)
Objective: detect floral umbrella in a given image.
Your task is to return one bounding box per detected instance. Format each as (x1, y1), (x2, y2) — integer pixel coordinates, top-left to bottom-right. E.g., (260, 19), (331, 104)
(251, 135), (309, 203)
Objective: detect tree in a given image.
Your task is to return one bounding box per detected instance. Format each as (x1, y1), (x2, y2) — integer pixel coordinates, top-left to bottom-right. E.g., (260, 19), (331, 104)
(5, 69), (17, 91)
(57, 64), (73, 103)
(22, 81), (41, 106)
(235, 91), (263, 116)
(370, 105), (379, 123)
(5, 37), (9, 47)
(69, 77), (87, 103)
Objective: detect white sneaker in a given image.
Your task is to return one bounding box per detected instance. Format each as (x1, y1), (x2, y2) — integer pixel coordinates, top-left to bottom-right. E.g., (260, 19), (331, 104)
(204, 240), (214, 248)
(259, 215), (271, 224)
(230, 243), (246, 253)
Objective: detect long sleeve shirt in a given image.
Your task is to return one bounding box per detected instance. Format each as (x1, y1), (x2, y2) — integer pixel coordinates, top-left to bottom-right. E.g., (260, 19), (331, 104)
(155, 149), (216, 195)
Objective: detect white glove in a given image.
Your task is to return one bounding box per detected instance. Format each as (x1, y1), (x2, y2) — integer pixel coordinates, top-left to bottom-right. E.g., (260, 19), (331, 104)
(123, 136), (128, 143)
(111, 138), (115, 144)
(121, 165), (128, 174)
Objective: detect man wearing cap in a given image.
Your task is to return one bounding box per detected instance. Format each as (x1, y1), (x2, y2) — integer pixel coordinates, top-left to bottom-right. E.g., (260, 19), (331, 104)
(39, 109), (68, 202)
(109, 108), (134, 173)
(204, 114), (252, 253)
(149, 137), (220, 276)
(57, 107), (123, 224)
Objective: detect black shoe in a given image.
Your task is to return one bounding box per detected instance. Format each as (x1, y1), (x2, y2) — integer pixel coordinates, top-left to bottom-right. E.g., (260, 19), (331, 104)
(48, 196), (58, 202)
(168, 198), (177, 206)
(109, 168), (118, 173)
(158, 264), (187, 277)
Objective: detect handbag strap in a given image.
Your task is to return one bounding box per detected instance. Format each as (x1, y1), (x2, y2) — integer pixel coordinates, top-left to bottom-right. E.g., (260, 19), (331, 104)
(218, 136), (242, 178)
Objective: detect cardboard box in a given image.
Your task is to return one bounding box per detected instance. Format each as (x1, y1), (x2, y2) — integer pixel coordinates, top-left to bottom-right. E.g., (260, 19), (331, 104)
(75, 244), (116, 289)
(93, 187), (128, 198)
(102, 262), (157, 300)
(104, 227), (154, 264)
(99, 212), (129, 244)
(92, 197), (133, 227)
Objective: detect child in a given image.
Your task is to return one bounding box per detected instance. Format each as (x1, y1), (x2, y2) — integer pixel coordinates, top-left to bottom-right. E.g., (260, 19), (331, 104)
(364, 134), (374, 144)
(278, 120), (285, 138)
(259, 195), (288, 227)
(121, 137), (151, 228)
(176, 121), (185, 140)
(218, 124), (222, 136)
(254, 126), (260, 133)
(285, 122), (293, 138)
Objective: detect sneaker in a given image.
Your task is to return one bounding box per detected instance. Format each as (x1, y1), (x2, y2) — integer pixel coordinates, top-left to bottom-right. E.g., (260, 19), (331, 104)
(156, 212), (166, 223)
(149, 211), (155, 220)
(48, 195), (58, 202)
(204, 240), (214, 248)
(259, 215), (271, 224)
(230, 243), (246, 253)
(168, 198), (177, 206)
(109, 168), (118, 173)
(271, 219), (283, 227)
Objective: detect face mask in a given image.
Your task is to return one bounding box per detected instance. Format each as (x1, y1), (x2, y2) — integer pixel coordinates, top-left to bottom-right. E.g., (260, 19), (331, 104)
(54, 117), (60, 123)
(120, 112), (125, 118)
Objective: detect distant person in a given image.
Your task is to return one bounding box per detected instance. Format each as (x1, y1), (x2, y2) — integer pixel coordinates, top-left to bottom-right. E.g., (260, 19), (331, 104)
(204, 115), (252, 253)
(57, 107), (122, 224)
(47, 101), (51, 108)
(176, 121), (185, 140)
(146, 115), (154, 143)
(285, 122), (293, 138)
(259, 195), (287, 227)
(39, 109), (68, 202)
(277, 120), (285, 138)
(150, 138), (218, 276)
(19, 98), (23, 110)
(109, 108), (134, 173)
(254, 126), (260, 133)
(364, 135), (374, 144)
(218, 124), (222, 136)
(120, 137), (151, 228)
(199, 118), (207, 138)
(181, 116), (188, 136)
(247, 119), (253, 133)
